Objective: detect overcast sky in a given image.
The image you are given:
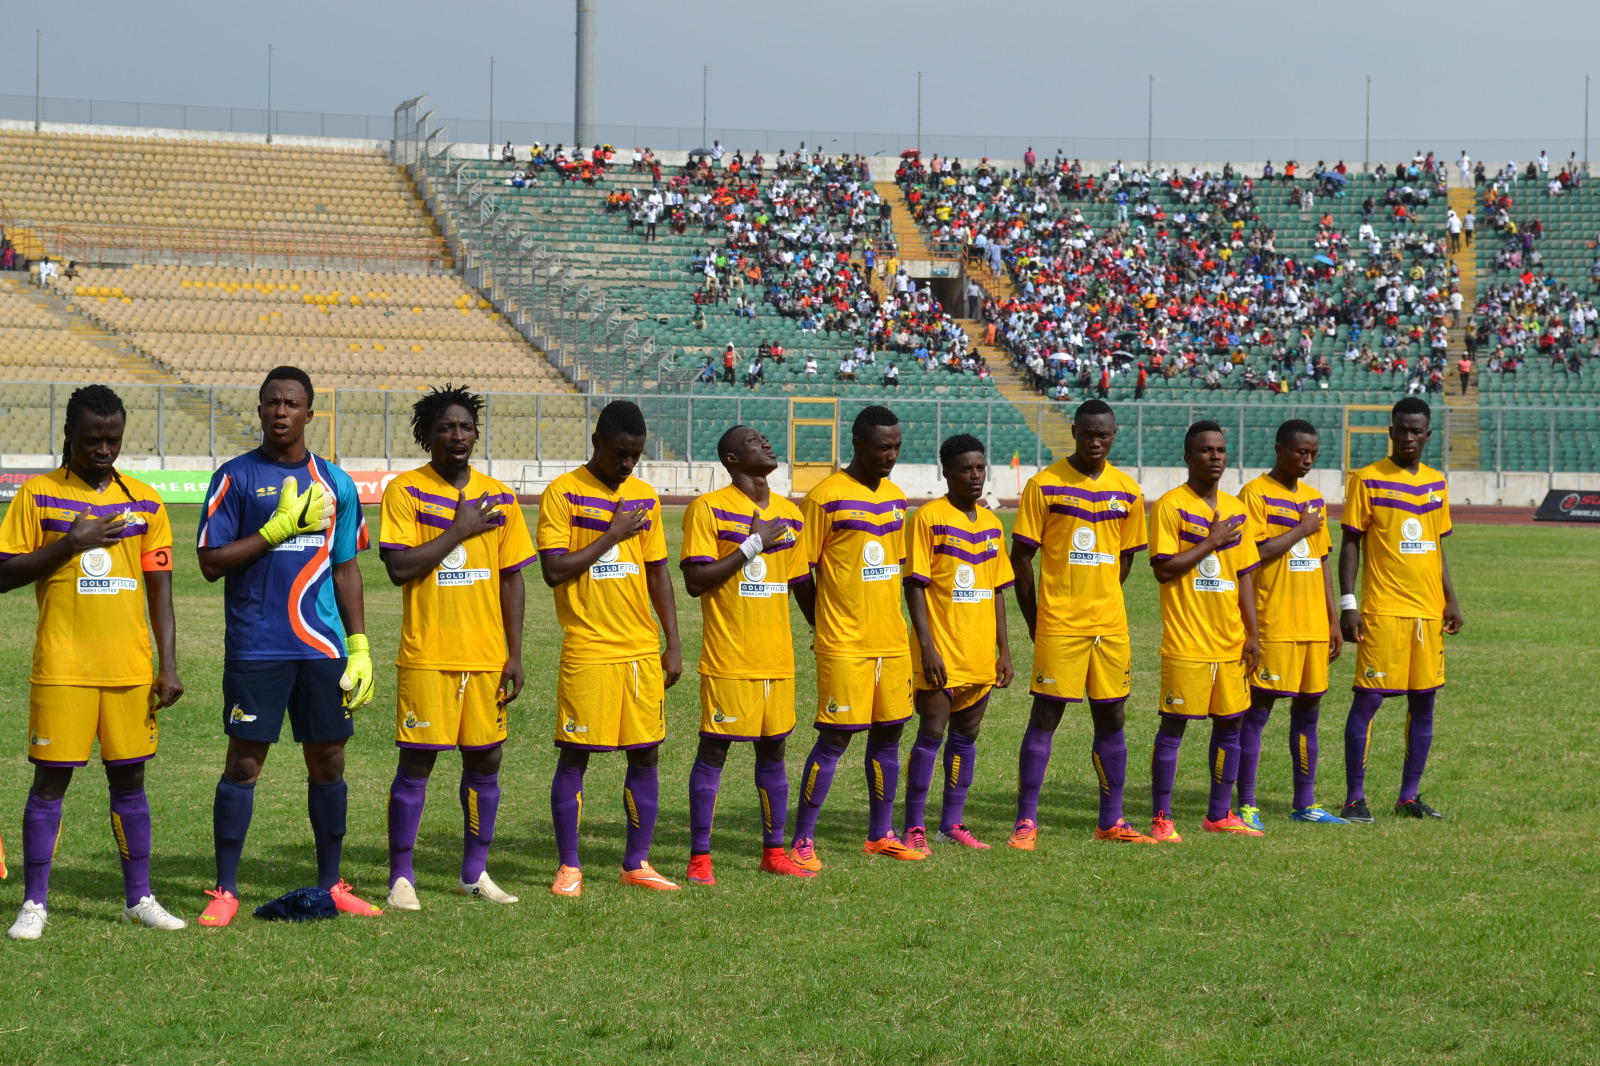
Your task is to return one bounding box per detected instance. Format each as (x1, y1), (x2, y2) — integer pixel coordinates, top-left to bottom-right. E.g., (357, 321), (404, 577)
(8, 0), (1598, 153)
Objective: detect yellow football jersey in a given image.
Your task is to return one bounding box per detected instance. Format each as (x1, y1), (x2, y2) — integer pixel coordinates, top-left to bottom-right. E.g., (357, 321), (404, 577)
(536, 466), (668, 664)
(0, 468), (173, 686)
(801, 470), (909, 658)
(680, 485), (808, 681)
(1012, 459), (1146, 636)
(1242, 473), (1332, 642)
(1149, 483), (1261, 662)
(906, 497), (1015, 685)
(1342, 458), (1452, 620)
(380, 464), (535, 672)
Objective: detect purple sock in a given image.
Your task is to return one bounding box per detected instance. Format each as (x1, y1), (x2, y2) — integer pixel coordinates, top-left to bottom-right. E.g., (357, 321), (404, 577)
(550, 762), (585, 869)
(1289, 703), (1321, 810)
(940, 731), (977, 832)
(108, 788), (151, 908)
(687, 758), (722, 855)
(1151, 730), (1182, 819)
(1207, 723), (1242, 822)
(902, 731), (943, 831)
(1236, 696), (1273, 809)
(753, 758), (789, 848)
(1344, 689), (1385, 803)
(792, 739), (843, 844)
(622, 764), (659, 870)
(387, 771), (428, 888)
(864, 735), (901, 841)
(460, 770), (500, 883)
(1015, 722), (1055, 825)
(22, 791), (62, 907)
(1089, 726), (1127, 830)
(1400, 692), (1436, 802)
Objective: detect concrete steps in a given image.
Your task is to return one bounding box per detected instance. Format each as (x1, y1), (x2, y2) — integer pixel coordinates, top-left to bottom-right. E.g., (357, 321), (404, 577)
(1445, 187), (1481, 470)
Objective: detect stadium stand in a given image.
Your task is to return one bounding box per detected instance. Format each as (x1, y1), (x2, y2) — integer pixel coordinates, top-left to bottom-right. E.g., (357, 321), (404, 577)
(419, 149), (1052, 462)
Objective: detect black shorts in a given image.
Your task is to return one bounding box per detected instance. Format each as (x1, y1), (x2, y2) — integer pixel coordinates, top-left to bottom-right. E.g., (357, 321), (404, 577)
(222, 658), (353, 745)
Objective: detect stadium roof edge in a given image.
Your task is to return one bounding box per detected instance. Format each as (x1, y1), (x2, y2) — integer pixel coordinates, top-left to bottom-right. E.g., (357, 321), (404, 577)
(0, 118), (384, 152)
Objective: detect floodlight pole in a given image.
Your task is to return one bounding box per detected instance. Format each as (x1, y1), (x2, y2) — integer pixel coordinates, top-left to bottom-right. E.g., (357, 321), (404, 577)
(575, 0), (596, 147)
(1586, 74), (1591, 175)
(1146, 75), (1152, 172)
(34, 30), (41, 133)
(702, 66), (708, 149)
(1364, 76), (1371, 174)
(489, 56), (495, 160)
(917, 70), (922, 155)
(266, 44), (273, 144)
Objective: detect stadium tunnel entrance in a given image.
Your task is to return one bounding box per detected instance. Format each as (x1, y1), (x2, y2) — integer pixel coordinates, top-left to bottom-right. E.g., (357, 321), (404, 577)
(900, 259), (967, 317)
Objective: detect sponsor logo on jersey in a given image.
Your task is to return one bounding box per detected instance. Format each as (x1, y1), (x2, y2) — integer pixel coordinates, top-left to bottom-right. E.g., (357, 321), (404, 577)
(1192, 552), (1235, 592)
(1164, 692), (1185, 706)
(825, 697), (850, 715)
(1398, 516), (1436, 554)
(1287, 537), (1320, 572)
(229, 704), (258, 724)
(860, 538), (897, 582)
(590, 542), (640, 580)
(711, 706), (738, 724)
(403, 710), (431, 730)
(436, 542), (492, 586)
(738, 553), (789, 598)
(29, 733), (48, 747)
(563, 714), (589, 734)
(271, 534), (327, 552)
(1363, 666), (1387, 679)
(1068, 524), (1114, 566)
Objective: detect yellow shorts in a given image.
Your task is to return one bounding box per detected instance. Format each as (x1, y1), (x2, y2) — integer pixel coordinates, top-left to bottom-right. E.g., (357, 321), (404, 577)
(1158, 657), (1250, 720)
(814, 653), (913, 732)
(1252, 641), (1330, 698)
(396, 668), (508, 751)
(1354, 615), (1446, 695)
(915, 682), (993, 713)
(29, 684), (157, 767)
(1030, 632), (1132, 704)
(699, 675), (796, 741)
(555, 657), (666, 751)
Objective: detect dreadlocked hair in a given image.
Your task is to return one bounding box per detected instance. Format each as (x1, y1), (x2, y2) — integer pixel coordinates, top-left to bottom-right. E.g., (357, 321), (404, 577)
(410, 384), (485, 451)
(62, 384), (134, 500)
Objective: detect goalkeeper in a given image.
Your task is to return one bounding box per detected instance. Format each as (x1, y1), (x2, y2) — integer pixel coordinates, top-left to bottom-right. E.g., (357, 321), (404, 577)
(193, 366), (380, 928)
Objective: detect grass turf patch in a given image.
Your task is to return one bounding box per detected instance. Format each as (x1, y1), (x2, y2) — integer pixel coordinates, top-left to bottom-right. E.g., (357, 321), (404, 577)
(0, 506), (1594, 1064)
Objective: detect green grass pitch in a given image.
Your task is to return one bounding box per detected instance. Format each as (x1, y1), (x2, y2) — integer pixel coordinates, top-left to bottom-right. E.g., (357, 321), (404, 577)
(0, 505), (1595, 1065)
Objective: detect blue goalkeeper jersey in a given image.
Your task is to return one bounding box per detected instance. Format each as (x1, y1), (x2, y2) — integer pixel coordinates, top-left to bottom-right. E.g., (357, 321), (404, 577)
(197, 449), (368, 661)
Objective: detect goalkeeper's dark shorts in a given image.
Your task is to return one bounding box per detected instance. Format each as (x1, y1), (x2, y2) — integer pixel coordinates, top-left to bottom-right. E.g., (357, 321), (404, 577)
(222, 658), (353, 745)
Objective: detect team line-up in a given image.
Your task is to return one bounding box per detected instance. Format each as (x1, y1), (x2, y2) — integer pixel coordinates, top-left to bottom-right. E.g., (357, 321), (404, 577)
(0, 368), (1462, 939)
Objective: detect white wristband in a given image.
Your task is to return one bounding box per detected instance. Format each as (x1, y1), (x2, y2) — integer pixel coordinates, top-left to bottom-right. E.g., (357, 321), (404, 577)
(1339, 594), (1358, 612)
(738, 533), (763, 560)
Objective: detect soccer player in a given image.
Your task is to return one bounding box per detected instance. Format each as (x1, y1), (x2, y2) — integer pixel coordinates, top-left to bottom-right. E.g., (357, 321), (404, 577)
(1008, 400), (1153, 848)
(1235, 420), (1347, 829)
(1, 386), (186, 939)
(789, 405), (922, 869)
(679, 426), (817, 884)
(195, 366), (378, 927)
(1338, 397), (1463, 822)
(538, 401), (682, 897)
(901, 434), (1014, 852)
(1147, 420), (1263, 841)
(381, 387), (534, 910)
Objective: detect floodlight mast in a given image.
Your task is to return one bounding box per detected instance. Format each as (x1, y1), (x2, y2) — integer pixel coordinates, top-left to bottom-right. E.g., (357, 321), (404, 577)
(575, 0), (597, 148)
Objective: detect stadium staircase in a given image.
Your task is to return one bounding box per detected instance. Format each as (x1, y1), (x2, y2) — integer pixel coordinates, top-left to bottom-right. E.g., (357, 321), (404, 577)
(878, 181), (1073, 462)
(1444, 187), (1481, 470)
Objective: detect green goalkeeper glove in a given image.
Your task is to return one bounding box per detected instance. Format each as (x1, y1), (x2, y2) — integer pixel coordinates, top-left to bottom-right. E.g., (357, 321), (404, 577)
(259, 475), (330, 547)
(340, 633), (374, 709)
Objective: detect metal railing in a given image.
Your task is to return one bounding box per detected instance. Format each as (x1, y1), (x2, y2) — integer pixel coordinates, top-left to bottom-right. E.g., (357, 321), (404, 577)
(5, 92), (1592, 166)
(0, 385), (1591, 477)
(16, 222), (452, 272)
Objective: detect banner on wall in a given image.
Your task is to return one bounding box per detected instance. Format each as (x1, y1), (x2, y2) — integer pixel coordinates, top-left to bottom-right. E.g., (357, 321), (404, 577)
(0, 469), (55, 502)
(1535, 489), (1600, 522)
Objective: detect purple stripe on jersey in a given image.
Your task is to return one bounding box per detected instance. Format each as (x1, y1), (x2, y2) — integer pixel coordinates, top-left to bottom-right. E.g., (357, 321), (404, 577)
(1441, 528), (1453, 537)
(1239, 560), (1261, 576)
(571, 516), (612, 533)
(1175, 507), (1216, 528)
(1259, 495), (1307, 512)
(1151, 552), (1174, 561)
(928, 524), (1001, 545)
(1265, 515), (1299, 529)
(1341, 523), (1364, 535)
(1361, 478), (1446, 495)
(405, 486), (459, 509)
(379, 541), (409, 551)
(1012, 532), (1041, 548)
(39, 518), (71, 533)
(31, 495), (162, 516)
(540, 547), (569, 556)
(562, 493), (656, 514)
(905, 572), (931, 586)
(504, 554), (537, 573)
(710, 507), (754, 525)
(645, 558), (668, 567)
(1045, 504), (1127, 523)
(681, 554), (716, 565)
(933, 543), (998, 565)
(832, 518), (903, 535)
(417, 513), (453, 532)
(0, 552), (16, 562)
(1040, 485), (1139, 503)
(787, 574), (812, 586)
(996, 579), (1016, 591)
(1370, 498), (1443, 516)
(1122, 544), (1148, 555)
(1178, 530), (1241, 550)
(821, 498), (902, 515)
